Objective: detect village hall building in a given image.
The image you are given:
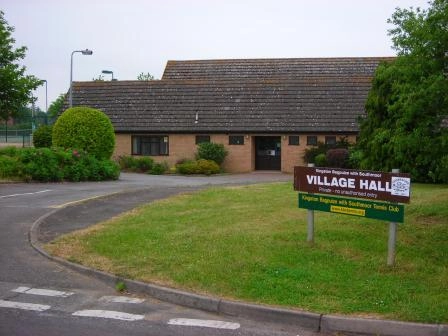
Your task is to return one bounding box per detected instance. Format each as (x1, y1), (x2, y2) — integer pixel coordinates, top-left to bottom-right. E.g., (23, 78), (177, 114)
(69, 57), (391, 173)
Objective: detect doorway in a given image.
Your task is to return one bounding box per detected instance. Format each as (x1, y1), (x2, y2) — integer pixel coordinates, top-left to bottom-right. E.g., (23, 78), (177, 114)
(255, 136), (281, 170)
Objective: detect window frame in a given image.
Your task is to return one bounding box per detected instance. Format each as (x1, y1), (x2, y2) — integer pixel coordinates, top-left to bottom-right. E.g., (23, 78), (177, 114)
(131, 135), (169, 156)
(288, 135), (300, 146)
(325, 136), (337, 146)
(195, 135), (211, 145)
(229, 135), (245, 145)
(307, 136), (318, 146)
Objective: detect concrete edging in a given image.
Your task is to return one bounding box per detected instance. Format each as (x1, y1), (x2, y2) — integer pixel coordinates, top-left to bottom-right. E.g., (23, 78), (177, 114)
(29, 194), (447, 336)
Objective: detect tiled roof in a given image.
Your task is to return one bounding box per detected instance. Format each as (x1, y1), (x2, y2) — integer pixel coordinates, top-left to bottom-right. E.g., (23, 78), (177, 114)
(69, 57), (393, 134)
(162, 57), (393, 80)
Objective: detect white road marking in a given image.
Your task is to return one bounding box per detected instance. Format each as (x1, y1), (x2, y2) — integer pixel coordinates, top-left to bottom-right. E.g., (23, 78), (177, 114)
(99, 296), (145, 304)
(50, 192), (119, 209)
(12, 286), (74, 298)
(72, 310), (145, 321)
(168, 318), (241, 330)
(0, 189), (52, 199)
(0, 299), (51, 312)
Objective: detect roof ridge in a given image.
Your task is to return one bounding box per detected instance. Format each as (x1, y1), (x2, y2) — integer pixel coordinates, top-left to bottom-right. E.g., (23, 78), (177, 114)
(166, 56), (396, 63)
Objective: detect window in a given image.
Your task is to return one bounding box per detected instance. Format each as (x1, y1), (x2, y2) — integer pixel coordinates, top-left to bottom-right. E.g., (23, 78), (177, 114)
(288, 136), (300, 146)
(325, 136), (337, 146)
(229, 135), (244, 145)
(132, 135), (169, 156)
(307, 136), (317, 146)
(196, 135), (210, 144)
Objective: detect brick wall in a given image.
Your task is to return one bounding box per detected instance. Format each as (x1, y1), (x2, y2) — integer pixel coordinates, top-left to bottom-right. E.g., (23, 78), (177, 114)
(216, 135), (253, 173)
(113, 133), (253, 172)
(281, 134), (357, 173)
(113, 133), (356, 173)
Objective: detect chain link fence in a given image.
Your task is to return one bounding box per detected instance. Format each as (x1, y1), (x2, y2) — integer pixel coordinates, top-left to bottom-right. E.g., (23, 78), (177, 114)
(0, 116), (56, 148)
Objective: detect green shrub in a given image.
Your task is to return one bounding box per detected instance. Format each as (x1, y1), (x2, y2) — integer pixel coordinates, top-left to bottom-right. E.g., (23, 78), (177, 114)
(0, 147), (119, 182)
(303, 137), (351, 164)
(52, 107), (115, 160)
(118, 155), (154, 173)
(176, 160), (199, 174)
(176, 159), (220, 175)
(33, 125), (53, 148)
(196, 142), (228, 165)
(348, 149), (363, 169)
(0, 155), (22, 178)
(117, 155), (138, 170)
(98, 160), (120, 180)
(136, 157), (154, 172)
(314, 153), (327, 167)
(431, 155), (448, 183)
(20, 148), (63, 182)
(0, 146), (19, 157)
(197, 159), (220, 175)
(150, 162), (168, 175)
(303, 142), (328, 164)
(62, 151), (120, 182)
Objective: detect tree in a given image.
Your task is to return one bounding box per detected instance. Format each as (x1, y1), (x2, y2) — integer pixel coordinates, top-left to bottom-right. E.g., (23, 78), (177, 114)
(357, 0), (448, 183)
(47, 94), (66, 117)
(0, 11), (42, 122)
(137, 72), (155, 81)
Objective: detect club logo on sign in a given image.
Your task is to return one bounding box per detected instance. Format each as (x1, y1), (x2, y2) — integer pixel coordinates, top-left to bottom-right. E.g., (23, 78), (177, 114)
(391, 177), (411, 197)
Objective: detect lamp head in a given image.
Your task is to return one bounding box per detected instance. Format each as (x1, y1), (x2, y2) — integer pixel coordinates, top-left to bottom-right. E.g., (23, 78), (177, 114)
(82, 49), (93, 55)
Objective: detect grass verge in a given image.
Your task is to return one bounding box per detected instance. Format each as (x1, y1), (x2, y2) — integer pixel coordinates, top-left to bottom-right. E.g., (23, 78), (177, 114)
(45, 183), (448, 323)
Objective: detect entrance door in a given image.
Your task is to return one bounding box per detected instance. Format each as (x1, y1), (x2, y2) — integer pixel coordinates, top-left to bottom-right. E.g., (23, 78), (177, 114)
(255, 136), (281, 170)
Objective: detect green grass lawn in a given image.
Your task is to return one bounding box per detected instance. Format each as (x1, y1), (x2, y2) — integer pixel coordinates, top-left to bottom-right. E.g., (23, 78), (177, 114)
(45, 183), (448, 323)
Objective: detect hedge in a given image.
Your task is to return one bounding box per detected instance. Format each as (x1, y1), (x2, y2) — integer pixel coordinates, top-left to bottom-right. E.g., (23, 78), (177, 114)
(0, 147), (120, 182)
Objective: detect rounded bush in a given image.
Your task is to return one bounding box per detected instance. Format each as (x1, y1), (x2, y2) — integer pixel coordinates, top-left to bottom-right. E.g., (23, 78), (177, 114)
(196, 159), (220, 175)
(196, 142), (228, 165)
(33, 125), (53, 148)
(52, 107), (115, 159)
(314, 153), (327, 167)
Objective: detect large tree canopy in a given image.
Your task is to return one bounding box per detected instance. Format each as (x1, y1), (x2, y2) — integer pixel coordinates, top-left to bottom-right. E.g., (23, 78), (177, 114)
(0, 10), (42, 121)
(47, 93), (66, 117)
(357, 0), (448, 183)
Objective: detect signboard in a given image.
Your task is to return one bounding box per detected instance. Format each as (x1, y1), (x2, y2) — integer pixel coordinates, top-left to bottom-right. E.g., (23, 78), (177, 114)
(294, 167), (411, 203)
(298, 192), (404, 223)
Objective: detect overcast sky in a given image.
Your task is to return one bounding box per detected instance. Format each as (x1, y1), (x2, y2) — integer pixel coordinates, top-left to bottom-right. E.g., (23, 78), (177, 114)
(2, 0), (430, 111)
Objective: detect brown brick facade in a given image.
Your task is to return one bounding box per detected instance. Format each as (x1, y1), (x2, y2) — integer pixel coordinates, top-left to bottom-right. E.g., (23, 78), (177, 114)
(114, 133), (356, 173)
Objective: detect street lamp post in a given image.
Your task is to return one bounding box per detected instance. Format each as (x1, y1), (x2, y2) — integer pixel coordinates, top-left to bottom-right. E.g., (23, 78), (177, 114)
(69, 49), (93, 107)
(42, 79), (48, 113)
(102, 70), (114, 81)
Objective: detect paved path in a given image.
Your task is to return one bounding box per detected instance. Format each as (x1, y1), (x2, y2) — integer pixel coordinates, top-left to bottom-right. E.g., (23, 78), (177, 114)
(2, 172), (325, 336)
